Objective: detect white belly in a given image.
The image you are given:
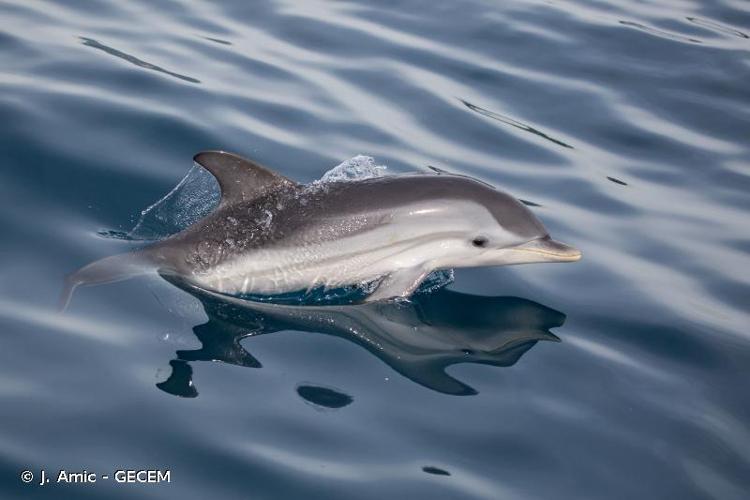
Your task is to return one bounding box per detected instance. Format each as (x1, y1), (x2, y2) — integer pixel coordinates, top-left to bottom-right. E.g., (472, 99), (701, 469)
(190, 228), (455, 295)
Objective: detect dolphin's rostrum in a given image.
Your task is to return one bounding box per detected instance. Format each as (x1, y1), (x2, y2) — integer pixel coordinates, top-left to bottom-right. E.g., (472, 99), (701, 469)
(61, 151), (580, 308)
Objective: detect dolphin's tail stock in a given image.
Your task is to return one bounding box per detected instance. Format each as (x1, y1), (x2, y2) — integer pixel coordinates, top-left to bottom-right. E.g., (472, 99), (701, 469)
(58, 249), (156, 312)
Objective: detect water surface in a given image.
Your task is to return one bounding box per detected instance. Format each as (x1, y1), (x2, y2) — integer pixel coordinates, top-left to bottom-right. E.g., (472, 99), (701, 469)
(1, 0), (750, 498)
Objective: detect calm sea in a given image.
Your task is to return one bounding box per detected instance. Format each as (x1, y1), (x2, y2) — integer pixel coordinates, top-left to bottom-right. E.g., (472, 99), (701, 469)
(1, 1), (749, 498)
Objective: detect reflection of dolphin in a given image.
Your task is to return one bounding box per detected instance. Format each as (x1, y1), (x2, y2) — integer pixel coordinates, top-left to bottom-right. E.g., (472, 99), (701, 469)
(61, 151), (580, 308)
(157, 276), (565, 397)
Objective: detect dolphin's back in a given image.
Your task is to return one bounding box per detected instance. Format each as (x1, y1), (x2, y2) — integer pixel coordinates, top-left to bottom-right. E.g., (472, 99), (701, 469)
(173, 174), (541, 248)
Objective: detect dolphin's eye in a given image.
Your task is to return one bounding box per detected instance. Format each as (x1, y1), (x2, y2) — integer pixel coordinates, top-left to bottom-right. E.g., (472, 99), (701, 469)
(472, 236), (489, 248)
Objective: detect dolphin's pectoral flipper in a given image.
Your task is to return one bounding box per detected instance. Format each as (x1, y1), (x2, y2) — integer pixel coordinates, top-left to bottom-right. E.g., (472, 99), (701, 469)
(193, 151), (299, 205)
(58, 251), (154, 311)
(365, 267), (430, 302)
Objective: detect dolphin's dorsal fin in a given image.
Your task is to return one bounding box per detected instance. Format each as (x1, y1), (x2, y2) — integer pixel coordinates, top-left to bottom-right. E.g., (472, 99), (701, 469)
(193, 151), (298, 205)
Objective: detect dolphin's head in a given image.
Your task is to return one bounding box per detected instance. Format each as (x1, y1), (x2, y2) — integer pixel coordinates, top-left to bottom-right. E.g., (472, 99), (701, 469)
(418, 176), (582, 269)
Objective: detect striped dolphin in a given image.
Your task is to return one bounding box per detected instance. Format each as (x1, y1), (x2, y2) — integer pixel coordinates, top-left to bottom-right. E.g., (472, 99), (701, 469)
(61, 151), (580, 308)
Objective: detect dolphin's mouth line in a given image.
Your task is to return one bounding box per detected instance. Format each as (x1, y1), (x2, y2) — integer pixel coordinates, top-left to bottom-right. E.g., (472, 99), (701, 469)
(510, 237), (582, 262)
(515, 247), (580, 259)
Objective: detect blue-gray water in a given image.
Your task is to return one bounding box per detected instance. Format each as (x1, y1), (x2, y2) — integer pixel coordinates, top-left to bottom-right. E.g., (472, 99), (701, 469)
(2, 1), (750, 499)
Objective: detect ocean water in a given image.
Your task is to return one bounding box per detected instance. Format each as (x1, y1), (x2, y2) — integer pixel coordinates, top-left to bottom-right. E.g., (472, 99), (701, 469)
(2, 0), (750, 498)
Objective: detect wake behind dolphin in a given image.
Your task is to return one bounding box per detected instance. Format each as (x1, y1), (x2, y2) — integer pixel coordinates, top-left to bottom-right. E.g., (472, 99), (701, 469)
(61, 151), (581, 308)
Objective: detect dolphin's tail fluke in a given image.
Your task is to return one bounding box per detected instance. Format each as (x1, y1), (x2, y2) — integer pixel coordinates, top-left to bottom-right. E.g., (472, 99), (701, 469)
(58, 250), (155, 312)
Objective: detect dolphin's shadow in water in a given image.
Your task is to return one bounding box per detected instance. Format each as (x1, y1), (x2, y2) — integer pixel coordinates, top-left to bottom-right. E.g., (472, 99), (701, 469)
(158, 276), (566, 397)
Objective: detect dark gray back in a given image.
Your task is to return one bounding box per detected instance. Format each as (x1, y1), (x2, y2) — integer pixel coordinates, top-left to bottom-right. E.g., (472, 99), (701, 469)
(157, 174), (547, 271)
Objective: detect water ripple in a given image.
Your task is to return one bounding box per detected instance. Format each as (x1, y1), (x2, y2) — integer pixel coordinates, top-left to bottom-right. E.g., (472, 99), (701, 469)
(686, 16), (749, 40)
(460, 99), (574, 149)
(201, 35), (232, 46)
(79, 36), (201, 84)
(1, 0), (750, 498)
(618, 20), (703, 44)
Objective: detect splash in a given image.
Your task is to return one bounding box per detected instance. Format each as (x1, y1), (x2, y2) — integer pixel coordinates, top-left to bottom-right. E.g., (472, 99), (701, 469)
(126, 164), (220, 241)
(416, 269), (454, 295)
(319, 155), (387, 183)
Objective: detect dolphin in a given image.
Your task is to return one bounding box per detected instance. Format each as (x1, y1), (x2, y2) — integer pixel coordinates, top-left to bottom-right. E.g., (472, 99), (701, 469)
(157, 275), (565, 396)
(61, 151), (580, 308)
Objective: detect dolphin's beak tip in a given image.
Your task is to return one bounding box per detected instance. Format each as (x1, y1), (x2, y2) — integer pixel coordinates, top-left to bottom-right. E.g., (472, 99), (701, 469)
(545, 238), (581, 262)
(515, 237), (582, 262)
(558, 246), (582, 262)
